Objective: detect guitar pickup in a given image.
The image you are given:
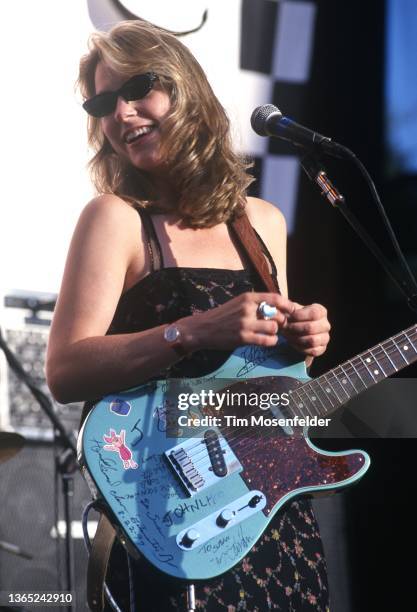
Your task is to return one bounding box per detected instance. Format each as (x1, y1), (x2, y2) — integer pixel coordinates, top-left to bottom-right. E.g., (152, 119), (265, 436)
(204, 429), (227, 477)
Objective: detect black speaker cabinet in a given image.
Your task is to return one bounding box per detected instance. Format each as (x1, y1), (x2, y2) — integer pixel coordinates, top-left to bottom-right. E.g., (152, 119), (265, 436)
(0, 441), (96, 611)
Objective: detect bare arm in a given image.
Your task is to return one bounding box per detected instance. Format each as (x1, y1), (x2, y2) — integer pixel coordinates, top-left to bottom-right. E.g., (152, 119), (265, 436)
(46, 195), (187, 403)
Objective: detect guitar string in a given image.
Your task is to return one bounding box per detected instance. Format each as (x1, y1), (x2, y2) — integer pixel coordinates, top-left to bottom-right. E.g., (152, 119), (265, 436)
(297, 329), (417, 417)
(213, 329), (417, 470)
(177, 328), (417, 472)
(183, 327), (417, 453)
(179, 330), (417, 473)
(175, 328), (417, 474)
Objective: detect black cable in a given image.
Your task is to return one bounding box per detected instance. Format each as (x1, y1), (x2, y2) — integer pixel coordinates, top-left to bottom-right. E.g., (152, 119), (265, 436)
(53, 439), (63, 591)
(127, 551), (136, 612)
(338, 144), (417, 308)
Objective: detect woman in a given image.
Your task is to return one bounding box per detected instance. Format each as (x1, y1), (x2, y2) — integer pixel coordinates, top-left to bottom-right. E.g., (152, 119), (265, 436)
(47, 19), (331, 611)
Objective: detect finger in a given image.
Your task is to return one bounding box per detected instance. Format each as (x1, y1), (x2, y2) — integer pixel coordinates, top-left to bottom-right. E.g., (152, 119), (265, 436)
(242, 330), (279, 347)
(254, 308), (288, 326)
(303, 345), (327, 357)
(252, 292), (297, 315)
(284, 332), (330, 350)
(284, 339), (328, 357)
(283, 319), (331, 335)
(286, 303), (328, 323)
(251, 319), (279, 335)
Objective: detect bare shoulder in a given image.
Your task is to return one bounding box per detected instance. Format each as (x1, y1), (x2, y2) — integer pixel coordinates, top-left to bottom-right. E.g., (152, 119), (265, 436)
(80, 193), (140, 230)
(245, 196), (287, 236)
(77, 194), (141, 257)
(48, 195), (144, 348)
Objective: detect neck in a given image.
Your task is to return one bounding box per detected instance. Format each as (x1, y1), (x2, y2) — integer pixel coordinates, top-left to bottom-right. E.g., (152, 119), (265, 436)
(146, 174), (179, 212)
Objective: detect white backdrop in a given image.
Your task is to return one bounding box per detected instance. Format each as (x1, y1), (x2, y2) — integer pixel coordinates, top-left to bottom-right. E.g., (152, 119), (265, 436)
(0, 0), (273, 294)
(0, 0), (312, 295)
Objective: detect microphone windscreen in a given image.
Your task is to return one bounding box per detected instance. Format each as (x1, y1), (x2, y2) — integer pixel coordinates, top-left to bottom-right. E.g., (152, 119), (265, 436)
(250, 104), (282, 136)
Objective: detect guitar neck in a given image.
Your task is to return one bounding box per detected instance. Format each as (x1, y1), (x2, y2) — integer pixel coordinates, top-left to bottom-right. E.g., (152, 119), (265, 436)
(290, 323), (417, 419)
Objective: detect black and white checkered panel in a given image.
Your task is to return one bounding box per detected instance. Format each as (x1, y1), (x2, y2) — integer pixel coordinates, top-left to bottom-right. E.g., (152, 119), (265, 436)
(241, 0), (317, 234)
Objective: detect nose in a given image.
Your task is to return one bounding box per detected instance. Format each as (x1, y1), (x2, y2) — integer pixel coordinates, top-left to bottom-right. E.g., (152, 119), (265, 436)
(113, 95), (137, 121)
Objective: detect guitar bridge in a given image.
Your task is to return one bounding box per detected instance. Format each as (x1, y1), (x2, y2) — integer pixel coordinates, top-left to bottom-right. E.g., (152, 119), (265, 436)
(165, 434), (242, 497)
(167, 447), (206, 493)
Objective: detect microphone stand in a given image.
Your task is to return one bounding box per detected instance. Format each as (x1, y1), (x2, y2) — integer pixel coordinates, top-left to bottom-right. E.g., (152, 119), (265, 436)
(300, 151), (417, 313)
(0, 329), (76, 612)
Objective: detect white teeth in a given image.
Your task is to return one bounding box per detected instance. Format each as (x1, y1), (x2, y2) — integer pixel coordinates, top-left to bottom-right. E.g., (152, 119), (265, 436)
(125, 126), (154, 143)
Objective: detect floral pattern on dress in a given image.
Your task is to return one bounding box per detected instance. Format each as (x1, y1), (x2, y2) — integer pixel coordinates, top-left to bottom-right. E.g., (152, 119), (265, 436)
(98, 266), (329, 611)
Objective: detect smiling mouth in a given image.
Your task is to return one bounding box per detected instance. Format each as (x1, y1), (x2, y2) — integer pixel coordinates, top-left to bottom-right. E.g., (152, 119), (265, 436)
(124, 125), (156, 144)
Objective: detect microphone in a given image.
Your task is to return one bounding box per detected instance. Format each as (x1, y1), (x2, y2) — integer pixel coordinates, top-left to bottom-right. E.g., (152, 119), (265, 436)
(250, 104), (350, 159)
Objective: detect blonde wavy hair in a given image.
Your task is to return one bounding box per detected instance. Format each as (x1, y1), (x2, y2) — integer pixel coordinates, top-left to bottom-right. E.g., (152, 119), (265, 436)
(78, 20), (254, 227)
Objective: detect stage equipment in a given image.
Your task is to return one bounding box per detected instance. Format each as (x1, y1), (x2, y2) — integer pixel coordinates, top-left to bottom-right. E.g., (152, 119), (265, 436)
(251, 104), (349, 159)
(0, 290), (85, 610)
(0, 291), (83, 437)
(0, 440), (96, 611)
(0, 430), (24, 463)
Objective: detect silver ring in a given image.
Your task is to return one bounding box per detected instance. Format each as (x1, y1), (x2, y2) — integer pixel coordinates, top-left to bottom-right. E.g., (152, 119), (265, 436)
(257, 301), (278, 320)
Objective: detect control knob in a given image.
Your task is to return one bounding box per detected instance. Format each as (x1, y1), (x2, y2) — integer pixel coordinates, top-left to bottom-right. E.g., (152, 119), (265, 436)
(216, 508), (235, 527)
(181, 528), (200, 548)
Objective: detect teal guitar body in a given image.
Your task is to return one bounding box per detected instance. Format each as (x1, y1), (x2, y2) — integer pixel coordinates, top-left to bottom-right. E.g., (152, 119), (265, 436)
(77, 336), (382, 581)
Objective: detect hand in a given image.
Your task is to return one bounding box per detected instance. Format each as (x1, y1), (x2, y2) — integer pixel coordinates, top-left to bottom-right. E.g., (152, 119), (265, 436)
(281, 302), (330, 357)
(182, 292), (297, 352)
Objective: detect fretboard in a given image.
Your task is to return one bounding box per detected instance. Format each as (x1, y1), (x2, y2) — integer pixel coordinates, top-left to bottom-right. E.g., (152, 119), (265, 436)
(288, 324), (417, 419)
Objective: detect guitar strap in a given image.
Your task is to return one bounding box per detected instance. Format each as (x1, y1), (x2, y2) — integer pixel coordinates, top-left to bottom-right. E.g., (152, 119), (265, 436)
(230, 212), (281, 294)
(87, 513), (116, 611)
(85, 211), (279, 611)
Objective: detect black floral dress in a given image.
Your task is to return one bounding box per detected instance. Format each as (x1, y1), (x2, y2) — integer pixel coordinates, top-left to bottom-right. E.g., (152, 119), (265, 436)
(97, 209), (330, 611)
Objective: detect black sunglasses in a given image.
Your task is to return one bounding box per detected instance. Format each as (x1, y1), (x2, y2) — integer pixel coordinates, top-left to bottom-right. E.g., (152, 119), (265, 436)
(83, 72), (158, 118)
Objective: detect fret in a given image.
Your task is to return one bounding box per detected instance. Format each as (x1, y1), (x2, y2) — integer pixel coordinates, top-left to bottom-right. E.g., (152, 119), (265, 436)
(305, 379), (335, 414)
(404, 331), (417, 356)
(393, 333), (414, 364)
(308, 388), (328, 416)
(333, 365), (357, 397)
(290, 386), (313, 417)
(322, 373), (345, 404)
(364, 351), (387, 382)
(344, 359), (367, 391)
(369, 348), (388, 377)
(285, 392), (298, 418)
(356, 355), (377, 387)
(380, 341), (397, 372)
(289, 387), (315, 418)
(329, 369), (352, 401)
(297, 386), (322, 417)
(302, 380), (329, 416)
(387, 337), (409, 367)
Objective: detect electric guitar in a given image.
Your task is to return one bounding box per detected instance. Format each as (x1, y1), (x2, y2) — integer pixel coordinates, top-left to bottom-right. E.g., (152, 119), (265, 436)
(78, 323), (417, 580)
